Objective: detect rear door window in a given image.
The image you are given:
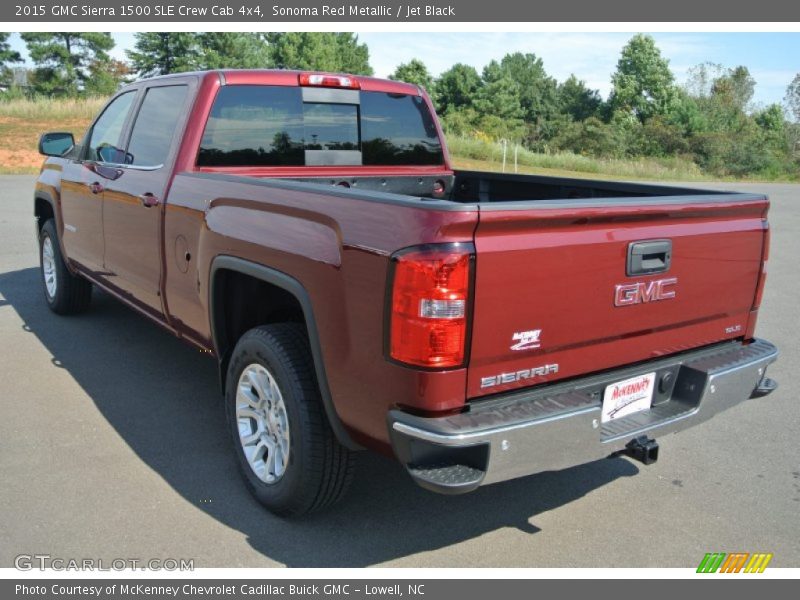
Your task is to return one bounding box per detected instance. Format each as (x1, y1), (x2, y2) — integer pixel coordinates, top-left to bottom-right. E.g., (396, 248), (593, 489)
(126, 85), (189, 167)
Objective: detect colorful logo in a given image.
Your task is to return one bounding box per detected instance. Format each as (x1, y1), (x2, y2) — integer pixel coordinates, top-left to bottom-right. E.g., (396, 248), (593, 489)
(697, 552), (773, 573)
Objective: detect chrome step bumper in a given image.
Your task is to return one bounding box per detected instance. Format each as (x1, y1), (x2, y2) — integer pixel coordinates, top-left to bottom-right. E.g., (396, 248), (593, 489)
(389, 339), (779, 494)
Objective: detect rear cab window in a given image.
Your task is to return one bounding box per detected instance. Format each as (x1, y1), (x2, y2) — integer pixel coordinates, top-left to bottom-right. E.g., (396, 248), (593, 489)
(197, 85), (445, 168)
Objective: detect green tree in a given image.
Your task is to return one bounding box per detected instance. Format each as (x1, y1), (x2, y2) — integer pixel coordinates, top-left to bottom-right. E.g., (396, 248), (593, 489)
(684, 62), (725, 99)
(558, 75), (602, 121)
(265, 33), (372, 75)
(438, 107), (480, 136)
(334, 33), (372, 75)
(712, 66), (755, 111)
(127, 33), (199, 77)
(476, 63), (524, 121)
(784, 73), (800, 122)
(196, 33), (271, 70)
(434, 63), (482, 115)
(389, 59), (433, 92)
(0, 33), (22, 86)
(551, 116), (621, 158)
(755, 104), (786, 136)
(84, 59), (132, 95)
(468, 63), (524, 140)
(21, 32), (114, 95)
(609, 34), (677, 122)
(666, 89), (709, 135)
(495, 53), (559, 126)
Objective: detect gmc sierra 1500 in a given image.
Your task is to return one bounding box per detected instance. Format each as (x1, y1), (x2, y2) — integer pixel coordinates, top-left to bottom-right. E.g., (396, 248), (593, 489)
(34, 70), (778, 515)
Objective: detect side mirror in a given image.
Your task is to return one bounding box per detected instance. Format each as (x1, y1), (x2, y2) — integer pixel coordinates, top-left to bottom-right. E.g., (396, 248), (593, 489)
(39, 132), (75, 157)
(96, 143), (132, 165)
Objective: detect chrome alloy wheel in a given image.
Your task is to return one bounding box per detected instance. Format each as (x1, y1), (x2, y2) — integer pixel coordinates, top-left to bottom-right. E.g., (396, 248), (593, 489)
(236, 364), (291, 484)
(42, 235), (57, 299)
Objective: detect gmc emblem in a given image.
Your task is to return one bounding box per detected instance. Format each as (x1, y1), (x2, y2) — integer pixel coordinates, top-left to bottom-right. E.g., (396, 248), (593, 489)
(614, 277), (677, 306)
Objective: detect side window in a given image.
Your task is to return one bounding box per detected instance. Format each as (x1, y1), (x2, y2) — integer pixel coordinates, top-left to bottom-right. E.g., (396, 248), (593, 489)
(85, 91), (136, 163)
(126, 85), (189, 167)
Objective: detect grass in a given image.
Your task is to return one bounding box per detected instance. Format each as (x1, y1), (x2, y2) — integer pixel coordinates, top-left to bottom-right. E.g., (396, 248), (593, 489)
(0, 96), (105, 174)
(0, 95), (107, 120)
(0, 96), (796, 182)
(446, 134), (798, 183)
(447, 135), (709, 182)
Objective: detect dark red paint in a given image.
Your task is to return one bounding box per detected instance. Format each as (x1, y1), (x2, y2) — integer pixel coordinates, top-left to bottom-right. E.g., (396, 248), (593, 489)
(34, 70), (770, 454)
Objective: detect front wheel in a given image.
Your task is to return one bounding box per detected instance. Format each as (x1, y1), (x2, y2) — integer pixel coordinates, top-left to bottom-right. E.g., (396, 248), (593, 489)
(225, 323), (355, 516)
(39, 219), (92, 315)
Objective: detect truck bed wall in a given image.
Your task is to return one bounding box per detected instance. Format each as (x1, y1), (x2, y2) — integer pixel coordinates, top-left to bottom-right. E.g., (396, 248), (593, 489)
(450, 170), (728, 203)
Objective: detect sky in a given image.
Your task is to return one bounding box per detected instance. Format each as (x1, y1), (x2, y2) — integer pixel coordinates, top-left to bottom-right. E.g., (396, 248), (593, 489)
(7, 32), (800, 107)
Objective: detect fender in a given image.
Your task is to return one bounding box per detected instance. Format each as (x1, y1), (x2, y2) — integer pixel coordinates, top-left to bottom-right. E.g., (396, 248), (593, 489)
(34, 187), (79, 277)
(209, 255), (361, 450)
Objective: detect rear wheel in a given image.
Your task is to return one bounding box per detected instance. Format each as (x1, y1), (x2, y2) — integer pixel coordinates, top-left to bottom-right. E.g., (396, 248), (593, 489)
(39, 219), (92, 314)
(225, 323), (355, 516)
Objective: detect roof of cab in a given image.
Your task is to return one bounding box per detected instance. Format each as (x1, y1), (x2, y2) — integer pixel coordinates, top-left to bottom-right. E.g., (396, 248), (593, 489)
(124, 69), (423, 96)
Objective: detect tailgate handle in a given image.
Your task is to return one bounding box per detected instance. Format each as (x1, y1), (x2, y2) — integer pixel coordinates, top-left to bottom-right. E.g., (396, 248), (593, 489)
(627, 240), (672, 276)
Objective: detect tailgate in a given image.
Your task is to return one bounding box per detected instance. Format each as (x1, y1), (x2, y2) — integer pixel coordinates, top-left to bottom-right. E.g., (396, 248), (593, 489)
(467, 194), (768, 398)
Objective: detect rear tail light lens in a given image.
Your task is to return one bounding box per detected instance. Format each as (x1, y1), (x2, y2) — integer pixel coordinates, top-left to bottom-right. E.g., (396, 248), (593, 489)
(388, 244), (474, 369)
(298, 72), (360, 89)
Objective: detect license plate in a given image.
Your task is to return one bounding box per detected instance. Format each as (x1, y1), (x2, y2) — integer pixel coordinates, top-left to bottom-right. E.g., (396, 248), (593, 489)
(601, 372), (656, 423)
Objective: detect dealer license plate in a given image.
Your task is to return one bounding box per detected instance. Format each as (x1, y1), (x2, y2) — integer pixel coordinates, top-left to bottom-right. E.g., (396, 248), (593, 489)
(601, 372), (656, 423)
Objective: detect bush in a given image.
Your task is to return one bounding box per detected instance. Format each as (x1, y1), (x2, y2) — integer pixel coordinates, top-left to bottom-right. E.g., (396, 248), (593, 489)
(550, 117), (622, 158)
(640, 116), (690, 157)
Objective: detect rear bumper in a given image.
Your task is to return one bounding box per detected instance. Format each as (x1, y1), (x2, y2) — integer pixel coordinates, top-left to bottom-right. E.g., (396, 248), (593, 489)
(388, 339), (778, 494)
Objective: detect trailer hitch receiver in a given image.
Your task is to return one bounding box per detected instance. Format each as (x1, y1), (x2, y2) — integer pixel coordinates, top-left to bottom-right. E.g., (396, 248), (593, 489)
(625, 436), (659, 465)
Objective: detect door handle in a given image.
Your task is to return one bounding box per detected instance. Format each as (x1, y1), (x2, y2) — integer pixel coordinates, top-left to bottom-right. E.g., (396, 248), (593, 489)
(138, 193), (160, 208)
(627, 240), (672, 276)
(88, 181), (104, 194)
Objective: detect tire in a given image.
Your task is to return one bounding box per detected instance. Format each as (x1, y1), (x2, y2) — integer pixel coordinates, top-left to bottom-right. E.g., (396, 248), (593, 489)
(225, 323), (355, 516)
(39, 219), (92, 315)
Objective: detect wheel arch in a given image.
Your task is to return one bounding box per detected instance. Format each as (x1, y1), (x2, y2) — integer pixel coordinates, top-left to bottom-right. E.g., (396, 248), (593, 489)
(34, 192), (56, 232)
(209, 255), (360, 450)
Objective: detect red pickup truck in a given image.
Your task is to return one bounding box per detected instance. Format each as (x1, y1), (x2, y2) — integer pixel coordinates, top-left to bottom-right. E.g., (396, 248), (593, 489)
(34, 70), (778, 516)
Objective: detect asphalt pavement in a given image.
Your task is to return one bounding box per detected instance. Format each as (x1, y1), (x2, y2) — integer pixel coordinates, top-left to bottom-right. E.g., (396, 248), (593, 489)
(0, 175), (797, 568)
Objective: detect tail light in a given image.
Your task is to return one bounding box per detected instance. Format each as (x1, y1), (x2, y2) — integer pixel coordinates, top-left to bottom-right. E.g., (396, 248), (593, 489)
(752, 222), (770, 310)
(387, 243), (474, 369)
(298, 72), (360, 89)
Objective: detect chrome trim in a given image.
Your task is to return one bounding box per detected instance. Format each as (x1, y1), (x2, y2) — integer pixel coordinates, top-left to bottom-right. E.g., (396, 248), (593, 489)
(98, 162), (165, 171)
(391, 339), (778, 487)
(392, 405), (598, 447)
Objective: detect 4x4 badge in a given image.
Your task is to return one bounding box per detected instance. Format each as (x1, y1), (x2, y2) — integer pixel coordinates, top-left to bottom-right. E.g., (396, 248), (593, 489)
(511, 329), (542, 351)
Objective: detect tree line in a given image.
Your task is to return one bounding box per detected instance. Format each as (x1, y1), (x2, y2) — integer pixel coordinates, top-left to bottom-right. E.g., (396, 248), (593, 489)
(1, 32), (798, 177)
(0, 32), (372, 95)
(412, 35), (800, 177)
